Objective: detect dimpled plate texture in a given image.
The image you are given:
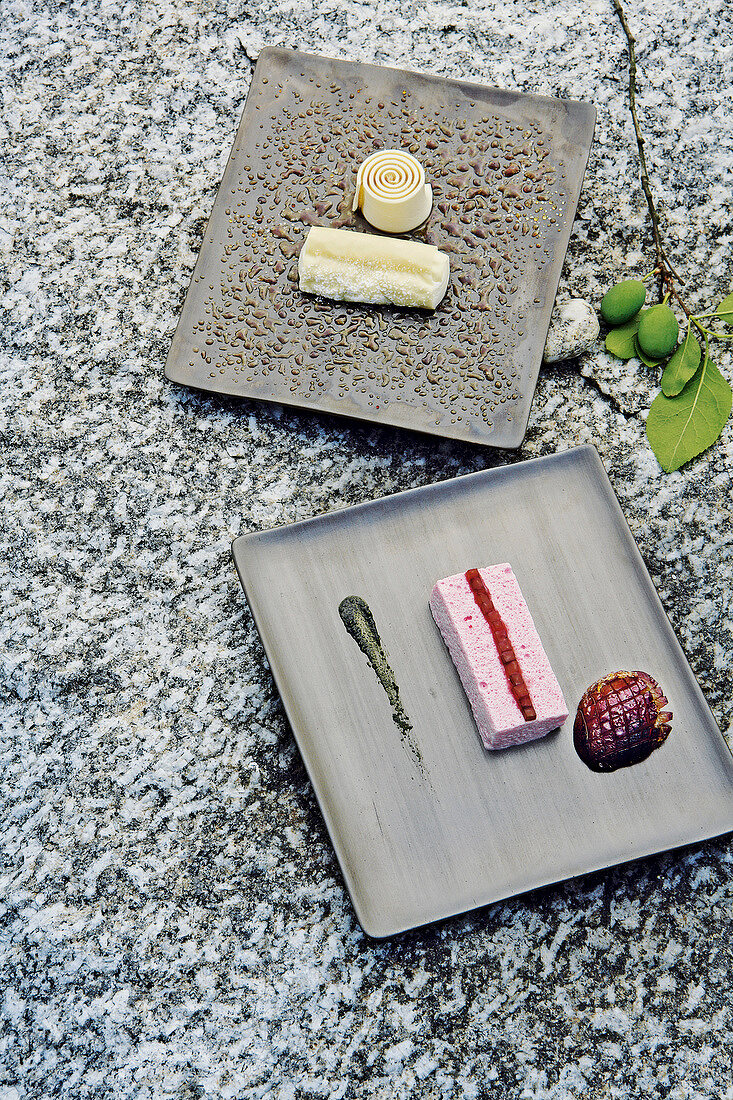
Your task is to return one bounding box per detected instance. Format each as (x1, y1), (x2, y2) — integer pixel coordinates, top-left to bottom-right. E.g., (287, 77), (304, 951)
(231, 446), (733, 936)
(167, 48), (596, 447)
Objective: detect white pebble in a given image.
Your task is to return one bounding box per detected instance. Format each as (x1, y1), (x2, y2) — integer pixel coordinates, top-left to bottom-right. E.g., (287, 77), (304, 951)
(543, 298), (600, 363)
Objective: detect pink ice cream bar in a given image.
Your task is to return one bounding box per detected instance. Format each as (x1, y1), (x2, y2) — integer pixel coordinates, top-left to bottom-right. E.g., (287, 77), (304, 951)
(430, 563), (568, 750)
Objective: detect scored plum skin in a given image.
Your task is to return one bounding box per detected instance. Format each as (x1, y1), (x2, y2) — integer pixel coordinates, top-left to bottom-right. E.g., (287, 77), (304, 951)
(573, 670), (673, 772)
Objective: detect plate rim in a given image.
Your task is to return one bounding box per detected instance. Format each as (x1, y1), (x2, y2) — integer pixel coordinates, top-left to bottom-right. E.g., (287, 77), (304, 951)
(232, 445), (593, 548)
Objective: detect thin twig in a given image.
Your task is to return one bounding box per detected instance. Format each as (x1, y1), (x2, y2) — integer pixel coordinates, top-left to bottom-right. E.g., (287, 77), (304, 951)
(612, 0), (690, 316)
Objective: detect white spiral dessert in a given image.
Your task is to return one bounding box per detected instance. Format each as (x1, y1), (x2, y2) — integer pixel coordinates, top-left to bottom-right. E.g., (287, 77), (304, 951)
(352, 149), (433, 234)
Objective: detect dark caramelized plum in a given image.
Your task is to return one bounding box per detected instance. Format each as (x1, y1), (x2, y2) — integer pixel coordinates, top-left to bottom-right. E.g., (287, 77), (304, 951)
(574, 671), (672, 772)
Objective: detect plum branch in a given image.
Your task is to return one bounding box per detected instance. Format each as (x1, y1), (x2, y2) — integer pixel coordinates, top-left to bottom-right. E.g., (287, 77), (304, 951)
(612, 0), (690, 316)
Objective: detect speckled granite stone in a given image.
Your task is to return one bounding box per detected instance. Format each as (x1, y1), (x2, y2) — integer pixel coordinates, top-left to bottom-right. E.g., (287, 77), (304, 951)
(1, 0), (732, 1097)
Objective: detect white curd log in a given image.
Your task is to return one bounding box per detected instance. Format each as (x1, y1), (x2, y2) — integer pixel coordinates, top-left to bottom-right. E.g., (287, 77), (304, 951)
(298, 226), (450, 310)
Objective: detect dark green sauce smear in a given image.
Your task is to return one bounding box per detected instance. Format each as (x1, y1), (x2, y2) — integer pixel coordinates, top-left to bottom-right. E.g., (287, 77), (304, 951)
(338, 595), (423, 771)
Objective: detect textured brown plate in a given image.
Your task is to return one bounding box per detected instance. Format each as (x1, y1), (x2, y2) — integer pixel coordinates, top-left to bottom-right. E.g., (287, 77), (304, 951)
(167, 48), (595, 447)
(232, 446), (733, 936)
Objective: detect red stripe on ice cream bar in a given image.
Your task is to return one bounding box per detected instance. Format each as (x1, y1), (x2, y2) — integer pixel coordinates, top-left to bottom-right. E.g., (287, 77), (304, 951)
(429, 564), (568, 751)
(464, 568), (536, 722)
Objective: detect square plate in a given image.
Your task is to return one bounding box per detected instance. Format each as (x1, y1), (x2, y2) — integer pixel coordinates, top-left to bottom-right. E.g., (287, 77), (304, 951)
(167, 48), (595, 448)
(232, 446), (733, 936)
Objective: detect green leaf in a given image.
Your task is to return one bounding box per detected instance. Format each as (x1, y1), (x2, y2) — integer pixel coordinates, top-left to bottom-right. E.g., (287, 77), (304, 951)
(715, 292), (733, 323)
(646, 353), (732, 472)
(661, 326), (702, 397)
(633, 335), (665, 370)
(605, 312), (644, 359)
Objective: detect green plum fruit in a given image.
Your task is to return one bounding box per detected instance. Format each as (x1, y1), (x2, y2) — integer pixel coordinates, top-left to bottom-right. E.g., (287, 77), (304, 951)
(637, 304), (679, 359)
(600, 280), (646, 325)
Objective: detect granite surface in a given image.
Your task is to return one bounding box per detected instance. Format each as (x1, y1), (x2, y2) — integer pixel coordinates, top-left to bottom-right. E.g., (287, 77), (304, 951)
(2, 0), (732, 1097)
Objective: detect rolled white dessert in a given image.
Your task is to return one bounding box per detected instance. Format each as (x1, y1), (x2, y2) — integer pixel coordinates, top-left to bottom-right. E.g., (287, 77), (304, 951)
(352, 149), (433, 233)
(298, 226), (450, 310)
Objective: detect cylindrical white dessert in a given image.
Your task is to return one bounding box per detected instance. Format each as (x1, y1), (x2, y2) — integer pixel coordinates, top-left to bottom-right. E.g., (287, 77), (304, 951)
(298, 226), (450, 310)
(352, 150), (433, 234)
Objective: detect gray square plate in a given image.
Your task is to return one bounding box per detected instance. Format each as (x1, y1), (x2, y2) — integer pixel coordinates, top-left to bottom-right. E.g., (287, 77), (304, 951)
(167, 48), (595, 447)
(232, 446), (733, 936)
